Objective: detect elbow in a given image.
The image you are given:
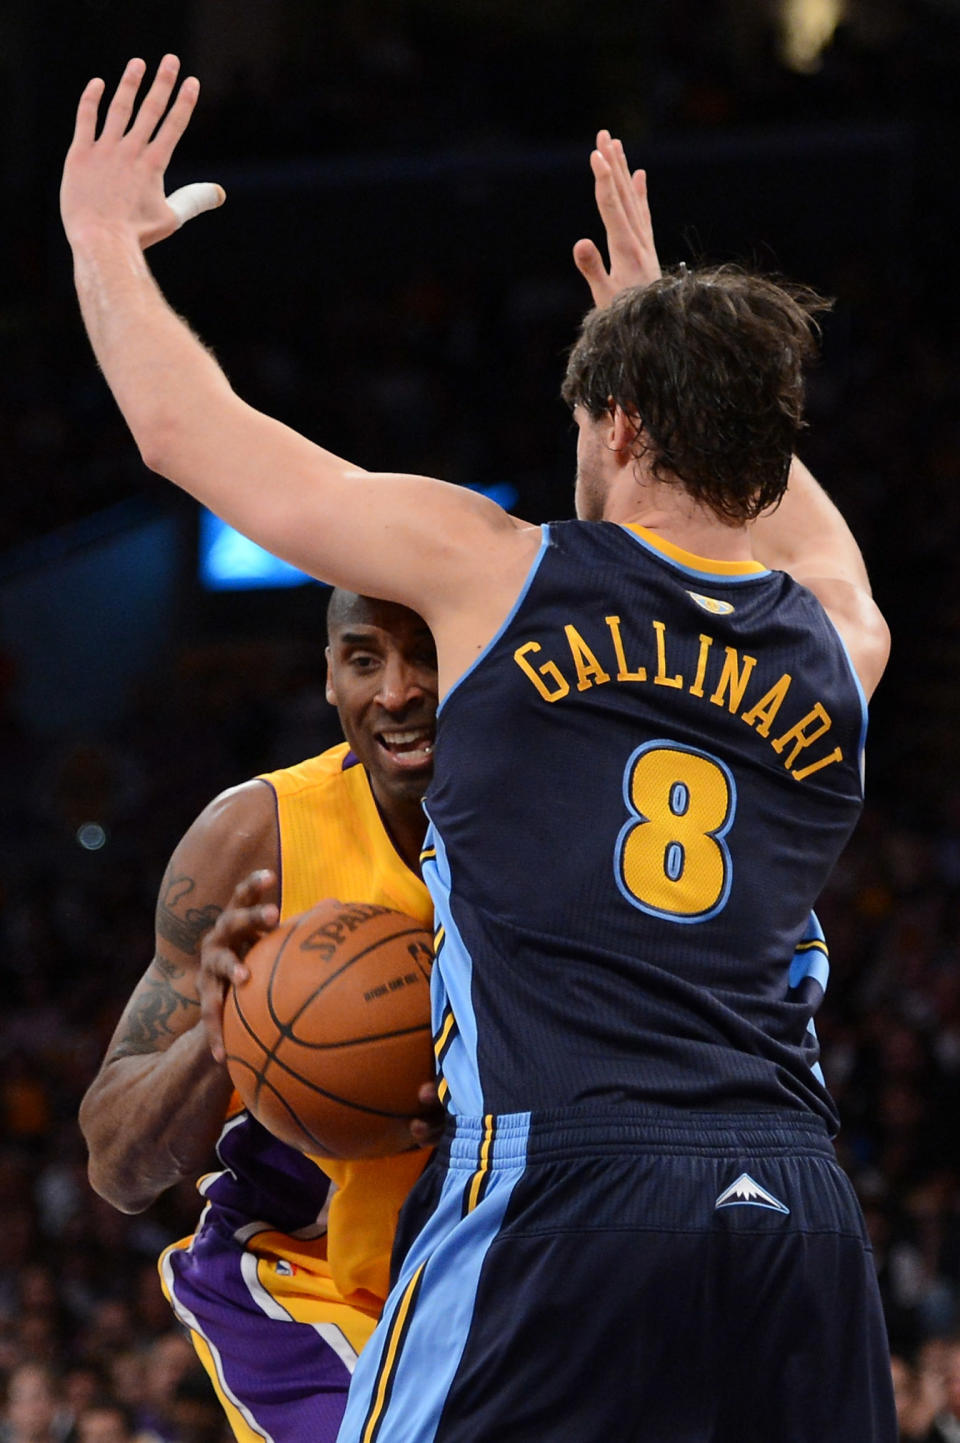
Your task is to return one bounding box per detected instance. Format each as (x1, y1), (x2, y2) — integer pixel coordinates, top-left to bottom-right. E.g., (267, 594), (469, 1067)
(79, 1093), (155, 1215)
(136, 414), (179, 478)
(86, 1156), (153, 1216)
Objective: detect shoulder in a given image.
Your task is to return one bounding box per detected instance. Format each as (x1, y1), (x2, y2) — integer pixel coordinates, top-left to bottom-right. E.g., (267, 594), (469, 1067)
(258, 742), (352, 799)
(166, 777), (280, 893)
(189, 776), (278, 846)
(797, 576), (890, 701)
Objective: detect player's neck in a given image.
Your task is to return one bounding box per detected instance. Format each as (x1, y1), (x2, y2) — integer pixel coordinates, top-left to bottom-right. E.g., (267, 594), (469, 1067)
(375, 792), (429, 875)
(607, 476), (753, 564)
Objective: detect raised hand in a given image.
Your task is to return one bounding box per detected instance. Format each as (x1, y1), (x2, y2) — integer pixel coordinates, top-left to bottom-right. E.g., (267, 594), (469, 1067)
(573, 130), (662, 308)
(61, 54), (224, 252)
(199, 870), (279, 1064)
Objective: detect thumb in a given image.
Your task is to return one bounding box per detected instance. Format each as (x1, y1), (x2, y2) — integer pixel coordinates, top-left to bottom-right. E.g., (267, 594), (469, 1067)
(572, 237), (602, 276)
(167, 181), (226, 229)
(572, 239), (612, 308)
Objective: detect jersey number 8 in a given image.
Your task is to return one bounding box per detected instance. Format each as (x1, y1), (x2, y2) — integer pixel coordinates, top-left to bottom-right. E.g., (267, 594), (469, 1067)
(615, 741), (736, 923)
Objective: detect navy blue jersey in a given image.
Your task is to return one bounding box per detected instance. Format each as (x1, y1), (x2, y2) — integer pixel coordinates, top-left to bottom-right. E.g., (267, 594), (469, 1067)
(422, 520), (868, 1131)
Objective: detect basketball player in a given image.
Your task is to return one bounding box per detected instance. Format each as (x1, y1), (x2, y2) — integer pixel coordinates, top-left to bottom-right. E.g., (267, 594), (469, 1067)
(78, 590), (438, 1442)
(63, 59), (896, 1440)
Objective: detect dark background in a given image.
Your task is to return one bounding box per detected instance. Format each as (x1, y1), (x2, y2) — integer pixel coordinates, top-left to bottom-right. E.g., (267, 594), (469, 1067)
(1, 1), (959, 1435)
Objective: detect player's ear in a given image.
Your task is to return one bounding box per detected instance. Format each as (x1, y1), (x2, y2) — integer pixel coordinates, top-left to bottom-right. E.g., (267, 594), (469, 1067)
(325, 647), (338, 706)
(611, 404), (640, 456)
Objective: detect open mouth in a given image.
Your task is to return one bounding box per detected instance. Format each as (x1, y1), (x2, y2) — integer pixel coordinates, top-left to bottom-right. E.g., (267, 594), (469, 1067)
(376, 726), (435, 769)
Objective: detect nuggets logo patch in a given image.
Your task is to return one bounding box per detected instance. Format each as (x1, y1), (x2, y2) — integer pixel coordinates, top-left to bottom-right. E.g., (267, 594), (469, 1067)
(687, 591), (735, 615)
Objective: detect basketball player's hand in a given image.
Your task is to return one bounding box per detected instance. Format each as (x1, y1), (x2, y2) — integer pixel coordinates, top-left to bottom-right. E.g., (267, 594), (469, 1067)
(409, 1081), (445, 1148)
(573, 130), (661, 308)
(200, 871), (279, 1064)
(61, 54), (224, 253)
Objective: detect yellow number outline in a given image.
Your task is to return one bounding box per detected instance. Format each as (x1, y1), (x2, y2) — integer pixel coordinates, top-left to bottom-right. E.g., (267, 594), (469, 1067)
(615, 740), (736, 923)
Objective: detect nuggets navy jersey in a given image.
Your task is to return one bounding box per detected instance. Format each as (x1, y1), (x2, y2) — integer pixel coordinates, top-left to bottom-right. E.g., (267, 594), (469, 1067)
(423, 520), (867, 1130)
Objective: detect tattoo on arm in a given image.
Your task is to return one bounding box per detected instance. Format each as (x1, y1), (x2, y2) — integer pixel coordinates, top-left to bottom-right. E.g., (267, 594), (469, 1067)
(156, 872), (221, 955)
(110, 952), (202, 1059)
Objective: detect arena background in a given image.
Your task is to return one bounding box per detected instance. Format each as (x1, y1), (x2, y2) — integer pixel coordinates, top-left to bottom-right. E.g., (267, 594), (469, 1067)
(1, 2), (959, 1437)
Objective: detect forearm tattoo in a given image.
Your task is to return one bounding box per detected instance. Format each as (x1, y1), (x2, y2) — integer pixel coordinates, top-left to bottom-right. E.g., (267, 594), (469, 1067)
(110, 953), (202, 1058)
(156, 872), (221, 955)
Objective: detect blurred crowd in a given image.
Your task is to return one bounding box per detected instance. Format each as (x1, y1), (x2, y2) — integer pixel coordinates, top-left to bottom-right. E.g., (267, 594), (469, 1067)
(3, 2), (960, 1439)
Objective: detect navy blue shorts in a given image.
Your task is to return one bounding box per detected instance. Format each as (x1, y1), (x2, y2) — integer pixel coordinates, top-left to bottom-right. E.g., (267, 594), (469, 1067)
(336, 1110), (896, 1443)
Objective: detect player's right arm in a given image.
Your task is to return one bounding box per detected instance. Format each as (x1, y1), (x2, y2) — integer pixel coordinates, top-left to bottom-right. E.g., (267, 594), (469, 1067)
(572, 135), (890, 702)
(749, 457), (891, 699)
(78, 780), (279, 1213)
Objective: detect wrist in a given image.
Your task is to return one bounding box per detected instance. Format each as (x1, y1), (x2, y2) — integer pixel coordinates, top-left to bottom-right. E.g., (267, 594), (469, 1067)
(67, 217), (144, 258)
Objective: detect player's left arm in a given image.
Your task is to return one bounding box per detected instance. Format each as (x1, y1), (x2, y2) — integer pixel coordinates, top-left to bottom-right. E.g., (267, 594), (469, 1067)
(750, 456), (890, 698)
(60, 57), (536, 645)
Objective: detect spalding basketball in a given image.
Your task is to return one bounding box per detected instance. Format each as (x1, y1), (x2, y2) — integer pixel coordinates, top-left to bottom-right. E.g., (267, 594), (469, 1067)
(222, 898), (434, 1159)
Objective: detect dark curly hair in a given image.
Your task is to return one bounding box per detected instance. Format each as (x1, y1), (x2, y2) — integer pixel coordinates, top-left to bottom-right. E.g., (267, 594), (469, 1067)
(561, 265), (832, 523)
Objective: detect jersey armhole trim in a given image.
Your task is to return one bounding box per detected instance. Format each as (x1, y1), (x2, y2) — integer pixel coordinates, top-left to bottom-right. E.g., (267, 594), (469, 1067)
(258, 777), (284, 914)
(437, 524), (551, 716)
(821, 613), (869, 794)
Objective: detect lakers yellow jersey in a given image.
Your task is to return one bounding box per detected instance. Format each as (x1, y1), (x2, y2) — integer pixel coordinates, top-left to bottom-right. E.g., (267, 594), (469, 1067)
(179, 744), (433, 1317)
(263, 743), (434, 1307)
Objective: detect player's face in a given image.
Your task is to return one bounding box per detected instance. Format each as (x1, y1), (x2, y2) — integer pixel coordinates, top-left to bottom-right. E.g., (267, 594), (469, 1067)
(572, 404), (610, 521)
(326, 599), (438, 808)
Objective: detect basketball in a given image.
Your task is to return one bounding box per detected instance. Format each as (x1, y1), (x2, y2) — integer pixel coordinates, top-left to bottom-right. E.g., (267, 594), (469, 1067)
(222, 898), (435, 1159)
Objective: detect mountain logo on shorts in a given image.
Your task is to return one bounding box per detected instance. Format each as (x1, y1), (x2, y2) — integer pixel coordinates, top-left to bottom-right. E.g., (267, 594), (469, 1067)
(714, 1172), (790, 1215)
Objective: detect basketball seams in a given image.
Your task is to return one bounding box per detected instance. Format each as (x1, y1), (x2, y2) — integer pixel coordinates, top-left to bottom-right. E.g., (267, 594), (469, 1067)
(277, 923), (432, 1019)
(222, 900), (435, 1157)
(224, 1041), (430, 1118)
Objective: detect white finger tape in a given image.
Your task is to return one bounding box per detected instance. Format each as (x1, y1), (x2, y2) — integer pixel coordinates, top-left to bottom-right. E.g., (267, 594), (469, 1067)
(167, 182), (225, 228)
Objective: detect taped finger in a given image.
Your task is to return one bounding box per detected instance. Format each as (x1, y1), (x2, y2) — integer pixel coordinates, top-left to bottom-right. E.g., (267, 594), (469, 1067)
(166, 181), (225, 228)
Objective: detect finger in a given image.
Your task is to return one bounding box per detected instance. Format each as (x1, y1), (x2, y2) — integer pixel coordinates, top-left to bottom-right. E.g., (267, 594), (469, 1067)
(590, 149), (636, 262)
(149, 74), (201, 173)
(573, 239), (616, 309)
(167, 181), (226, 229)
(200, 975), (228, 1063)
(609, 138), (641, 223)
(71, 77), (106, 148)
(201, 943), (250, 986)
(228, 869), (277, 909)
(631, 168), (655, 243)
(573, 236), (605, 280)
(210, 903), (279, 951)
(126, 53), (183, 145)
(101, 58), (147, 141)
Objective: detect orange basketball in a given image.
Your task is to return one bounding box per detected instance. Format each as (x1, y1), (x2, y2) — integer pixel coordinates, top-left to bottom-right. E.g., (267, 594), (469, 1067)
(222, 898), (435, 1159)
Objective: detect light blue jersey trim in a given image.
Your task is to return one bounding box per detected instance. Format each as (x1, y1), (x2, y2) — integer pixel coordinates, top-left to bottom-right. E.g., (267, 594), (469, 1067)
(788, 912), (831, 995)
(437, 525), (550, 715)
(821, 612), (870, 791)
(336, 1122), (529, 1443)
(620, 524), (772, 584)
(419, 812), (484, 1116)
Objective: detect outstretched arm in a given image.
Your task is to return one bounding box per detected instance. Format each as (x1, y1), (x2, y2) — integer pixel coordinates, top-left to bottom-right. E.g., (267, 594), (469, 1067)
(78, 782), (278, 1213)
(573, 134), (889, 700)
(61, 57), (536, 660)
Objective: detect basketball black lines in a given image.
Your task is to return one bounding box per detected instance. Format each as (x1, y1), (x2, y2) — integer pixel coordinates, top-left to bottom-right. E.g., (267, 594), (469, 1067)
(222, 898), (435, 1158)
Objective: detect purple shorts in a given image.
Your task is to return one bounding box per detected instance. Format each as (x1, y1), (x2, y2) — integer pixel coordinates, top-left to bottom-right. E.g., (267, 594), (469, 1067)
(160, 1216), (379, 1443)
